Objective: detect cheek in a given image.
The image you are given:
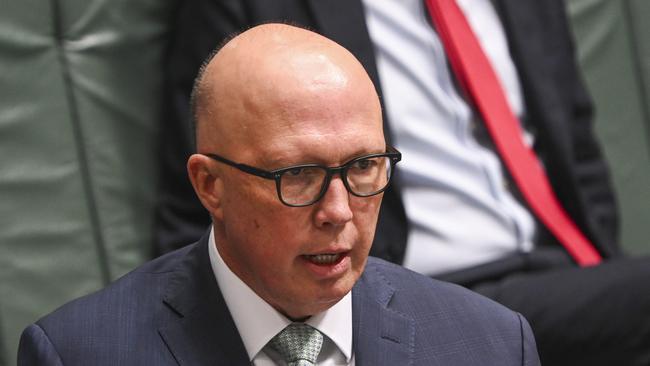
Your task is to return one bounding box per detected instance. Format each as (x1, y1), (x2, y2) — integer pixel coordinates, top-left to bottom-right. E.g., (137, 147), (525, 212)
(356, 198), (382, 255)
(345, 196), (382, 265)
(221, 177), (278, 229)
(352, 195), (382, 233)
(223, 188), (311, 257)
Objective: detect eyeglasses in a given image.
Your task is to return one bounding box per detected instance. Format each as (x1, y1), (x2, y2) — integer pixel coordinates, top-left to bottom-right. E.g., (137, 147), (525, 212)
(203, 146), (401, 207)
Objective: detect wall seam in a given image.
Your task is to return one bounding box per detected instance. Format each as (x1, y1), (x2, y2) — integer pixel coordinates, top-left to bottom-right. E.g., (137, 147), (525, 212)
(50, 0), (111, 284)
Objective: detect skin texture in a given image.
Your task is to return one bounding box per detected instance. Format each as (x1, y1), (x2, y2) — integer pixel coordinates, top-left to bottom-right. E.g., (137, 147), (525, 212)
(187, 24), (385, 319)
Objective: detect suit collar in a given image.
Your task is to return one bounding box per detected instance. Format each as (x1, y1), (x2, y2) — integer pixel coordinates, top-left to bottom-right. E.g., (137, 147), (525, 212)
(492, 0), (549, 101)
(352, 260), (415, 365)
(159, 232), (250, 365)
(208, 229), (354, 362)
(158, 233), (414, 365)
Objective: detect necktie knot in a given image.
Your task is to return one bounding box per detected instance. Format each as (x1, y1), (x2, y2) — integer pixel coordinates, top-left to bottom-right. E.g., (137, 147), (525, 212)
(269, 323), (323, 366)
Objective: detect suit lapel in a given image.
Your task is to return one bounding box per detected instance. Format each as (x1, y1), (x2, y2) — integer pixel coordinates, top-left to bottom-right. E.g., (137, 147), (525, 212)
(157, 235), (417, 366)
(494, 0), (605, 252)
(158, 233), (250, 366)
(352, 263), (414, 366)
(492, 0), (562, 134)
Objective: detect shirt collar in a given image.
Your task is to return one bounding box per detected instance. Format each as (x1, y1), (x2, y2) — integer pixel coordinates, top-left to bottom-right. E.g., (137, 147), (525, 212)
(208, 228), (353, 362)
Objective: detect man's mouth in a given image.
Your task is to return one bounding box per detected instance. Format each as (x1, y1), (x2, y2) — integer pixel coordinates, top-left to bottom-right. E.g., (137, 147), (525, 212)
(304, 253), (345, 265)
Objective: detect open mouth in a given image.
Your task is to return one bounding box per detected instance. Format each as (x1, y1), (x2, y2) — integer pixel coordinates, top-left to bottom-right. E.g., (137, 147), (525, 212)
(304, 253), (345, 265)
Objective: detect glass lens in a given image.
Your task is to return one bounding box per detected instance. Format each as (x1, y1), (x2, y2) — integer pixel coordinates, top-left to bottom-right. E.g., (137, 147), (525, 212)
(279, 166), (327, 205)
(346, 156), (390, 196)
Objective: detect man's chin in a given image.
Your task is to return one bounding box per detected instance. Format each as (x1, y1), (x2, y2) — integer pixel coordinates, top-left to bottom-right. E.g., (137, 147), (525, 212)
(281, 286), (353, 319)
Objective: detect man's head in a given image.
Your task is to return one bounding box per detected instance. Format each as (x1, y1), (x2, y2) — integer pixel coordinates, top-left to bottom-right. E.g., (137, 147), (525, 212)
(187, 24), (388, 319)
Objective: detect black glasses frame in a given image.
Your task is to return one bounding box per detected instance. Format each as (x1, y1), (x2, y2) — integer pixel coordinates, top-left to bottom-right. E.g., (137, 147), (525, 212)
(203, 146), (401, 207)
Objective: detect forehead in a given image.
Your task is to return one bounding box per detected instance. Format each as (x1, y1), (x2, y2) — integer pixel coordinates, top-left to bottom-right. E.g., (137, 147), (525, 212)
(204, 28), (384, 162)
(243, 79), (384, 166)
(261, 123), (385, 168)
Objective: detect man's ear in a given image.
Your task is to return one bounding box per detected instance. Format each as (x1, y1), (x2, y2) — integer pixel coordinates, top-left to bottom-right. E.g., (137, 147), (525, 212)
(187, 154), (225, 221)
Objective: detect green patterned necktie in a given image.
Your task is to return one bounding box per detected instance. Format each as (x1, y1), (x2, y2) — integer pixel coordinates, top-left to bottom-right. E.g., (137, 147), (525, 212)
(269, 323), (324, 366)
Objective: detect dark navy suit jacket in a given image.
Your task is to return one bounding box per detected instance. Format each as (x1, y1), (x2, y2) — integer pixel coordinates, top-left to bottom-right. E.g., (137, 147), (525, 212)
(19, 233), (540, 365)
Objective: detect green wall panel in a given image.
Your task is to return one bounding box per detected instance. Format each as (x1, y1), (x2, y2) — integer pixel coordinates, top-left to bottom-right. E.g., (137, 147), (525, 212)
(0, 1), (106, 363)
(58, 0), (175, 278)
(0, 0), (177, 363)
(568, 0), (650, 255)
(627, 0), (650, 124)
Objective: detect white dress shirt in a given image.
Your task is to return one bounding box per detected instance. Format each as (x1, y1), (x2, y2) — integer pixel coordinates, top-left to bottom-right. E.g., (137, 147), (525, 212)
(208, 229), (355, 365)
(363, 0), (536, 275)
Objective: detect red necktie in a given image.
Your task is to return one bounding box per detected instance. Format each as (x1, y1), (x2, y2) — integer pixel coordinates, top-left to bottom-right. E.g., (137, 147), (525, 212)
(424, 0), (602, 266)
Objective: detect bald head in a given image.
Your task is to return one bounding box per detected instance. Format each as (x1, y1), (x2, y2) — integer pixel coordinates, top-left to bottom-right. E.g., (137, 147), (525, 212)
(192, 23), (382, 156)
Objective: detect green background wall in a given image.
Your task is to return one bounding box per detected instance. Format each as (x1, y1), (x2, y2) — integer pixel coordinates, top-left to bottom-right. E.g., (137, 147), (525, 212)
(568, 0), (650, 255)
(0, 0), (648, 364)
(0, 0), (178, 364)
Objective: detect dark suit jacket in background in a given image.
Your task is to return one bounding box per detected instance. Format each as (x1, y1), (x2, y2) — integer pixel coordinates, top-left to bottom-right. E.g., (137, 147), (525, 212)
(155, 0), (621, 282)
(18, 234), (540, 365)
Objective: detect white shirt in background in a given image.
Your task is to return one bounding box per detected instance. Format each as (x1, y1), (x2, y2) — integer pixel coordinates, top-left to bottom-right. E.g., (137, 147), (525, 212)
(363, 0), (536, 275)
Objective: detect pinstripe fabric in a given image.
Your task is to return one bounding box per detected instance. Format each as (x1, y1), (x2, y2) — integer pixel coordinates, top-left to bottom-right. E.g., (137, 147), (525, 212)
(18, 234), (539, 365)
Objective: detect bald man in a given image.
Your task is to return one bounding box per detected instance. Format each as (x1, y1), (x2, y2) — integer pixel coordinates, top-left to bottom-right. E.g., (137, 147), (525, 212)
(17, 24), (539, 366)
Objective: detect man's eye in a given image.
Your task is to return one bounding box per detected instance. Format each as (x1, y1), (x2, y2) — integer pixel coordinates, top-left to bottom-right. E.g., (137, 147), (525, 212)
(354, 159), (375, 170)
(286, 167), (321, 177)
(287, 168), (304, 176)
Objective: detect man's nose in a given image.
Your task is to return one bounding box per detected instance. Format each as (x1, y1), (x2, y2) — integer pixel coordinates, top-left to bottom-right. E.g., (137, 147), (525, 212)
(313, 176), (353, 227)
